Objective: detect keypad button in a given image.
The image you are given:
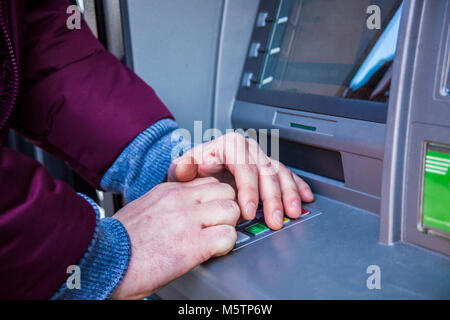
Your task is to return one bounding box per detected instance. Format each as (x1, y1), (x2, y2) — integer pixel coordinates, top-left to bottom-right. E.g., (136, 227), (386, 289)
(236, 231), (250, 245)
(245, 223), (269, 236)
(237, 220), (252, 228)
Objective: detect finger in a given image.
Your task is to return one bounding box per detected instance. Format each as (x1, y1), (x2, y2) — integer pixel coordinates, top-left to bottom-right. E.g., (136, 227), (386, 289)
(292, 173), (315, 202)
(233, 163), (259, 220)
(194, 199), (241, 228)
(167, 162), (178, 182)
(190, 182), (236, 203)
(201, 225), (237, 257)
(168, 156), (198, 182)
(220, 134), (259, 220)
(247, 141), (284, 230)
(277, 163), (303, 219)
(183, 176), (220, 187)
(259, 167), (284, 230)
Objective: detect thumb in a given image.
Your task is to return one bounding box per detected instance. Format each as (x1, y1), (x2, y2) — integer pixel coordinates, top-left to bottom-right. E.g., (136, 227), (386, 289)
(168, 156), (198, 182)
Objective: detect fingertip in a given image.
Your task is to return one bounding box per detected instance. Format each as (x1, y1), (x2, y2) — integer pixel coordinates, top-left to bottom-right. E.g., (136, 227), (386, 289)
(237, 188), (258, 220)
(285, 199), (302, 219)
(265, 209), (284, 231)
(175, 156), (198, 182)
(301, 189), (315, 203)
(242, 201), (256, 220)
(265, 219), (283, 231)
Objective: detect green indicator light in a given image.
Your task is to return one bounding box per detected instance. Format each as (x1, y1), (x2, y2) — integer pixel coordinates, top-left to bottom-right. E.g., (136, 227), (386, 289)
(245, 223), (269, 235)
(290, 123), (317, 132)
(423, 150), (450, 234)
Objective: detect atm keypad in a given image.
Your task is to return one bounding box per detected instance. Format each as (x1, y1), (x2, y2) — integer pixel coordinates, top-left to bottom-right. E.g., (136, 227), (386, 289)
(233, 205), (320, 251)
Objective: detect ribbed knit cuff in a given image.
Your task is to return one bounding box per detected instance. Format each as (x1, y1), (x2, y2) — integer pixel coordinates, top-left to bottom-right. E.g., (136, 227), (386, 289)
(100, 118), (192, 202)
(51, 194), (131, 300)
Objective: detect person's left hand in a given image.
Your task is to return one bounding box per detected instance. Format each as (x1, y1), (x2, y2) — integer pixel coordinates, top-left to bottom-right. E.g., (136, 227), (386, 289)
(167, 132), (314, 230)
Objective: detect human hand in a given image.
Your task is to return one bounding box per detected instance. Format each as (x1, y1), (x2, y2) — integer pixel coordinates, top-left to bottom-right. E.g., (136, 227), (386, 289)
(168, 133), (314, 230)
(110, 177), (240, 300)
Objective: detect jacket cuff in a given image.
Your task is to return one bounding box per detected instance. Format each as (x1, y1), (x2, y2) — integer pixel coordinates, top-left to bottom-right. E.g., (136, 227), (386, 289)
(100, 118), (192, 202)
(51, 194), (131, 300)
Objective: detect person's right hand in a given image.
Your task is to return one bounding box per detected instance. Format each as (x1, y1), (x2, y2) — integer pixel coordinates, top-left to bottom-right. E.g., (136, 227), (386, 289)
(109, 177), (240, 300)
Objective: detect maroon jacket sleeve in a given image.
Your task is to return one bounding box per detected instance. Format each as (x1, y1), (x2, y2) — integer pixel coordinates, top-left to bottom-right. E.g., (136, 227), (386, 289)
(13, 0), (174, 187)
(0, 0), (174, 299)
(0, 147), (97, 299)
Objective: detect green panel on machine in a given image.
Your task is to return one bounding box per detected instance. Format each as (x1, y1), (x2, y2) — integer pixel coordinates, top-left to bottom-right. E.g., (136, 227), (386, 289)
(422, 147), (450, 235)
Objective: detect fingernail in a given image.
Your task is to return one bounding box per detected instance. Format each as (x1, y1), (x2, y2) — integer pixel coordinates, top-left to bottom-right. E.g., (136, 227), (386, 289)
(273, 210), (283, 225)
(292, 200), (301, 212)
(245, 202), (256, 218)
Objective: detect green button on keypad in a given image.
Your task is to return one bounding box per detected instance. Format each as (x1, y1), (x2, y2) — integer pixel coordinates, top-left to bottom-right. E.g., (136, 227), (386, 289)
(245, 223), (269, 235)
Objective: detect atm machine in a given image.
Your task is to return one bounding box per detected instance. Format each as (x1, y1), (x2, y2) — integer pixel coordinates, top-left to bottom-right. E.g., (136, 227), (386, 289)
(123, 0), (450, 299)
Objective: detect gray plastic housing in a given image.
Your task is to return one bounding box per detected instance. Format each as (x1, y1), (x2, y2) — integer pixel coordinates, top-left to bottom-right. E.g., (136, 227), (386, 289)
(380, 0), (450, 256)
(125, 0), (450, 299)
(125, 0), (225, 134)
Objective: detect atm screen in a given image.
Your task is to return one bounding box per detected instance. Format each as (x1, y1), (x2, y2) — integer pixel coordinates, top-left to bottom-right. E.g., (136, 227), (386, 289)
(422, 144), (450, 238)
(259, 0), (403, 102)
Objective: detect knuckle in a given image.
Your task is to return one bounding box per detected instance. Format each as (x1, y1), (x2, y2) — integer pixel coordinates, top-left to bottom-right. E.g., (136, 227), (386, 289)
(220, 183), (236, 198)
(223, 132), (236, 141)
(265, 174), (279, 185)
(285, 187), (300, 197)
(228, 200), (241, 217)
(151, 182), (170, 193)
(246, 163), (258, 175)
(272, 165), (282, 175)
(247, 137), (258, 145)
(226, 132), (244, 144)
(228, 131), (241, 139)
(164, 187), (184, 201)
(273, 194), (283, 203)
(215, 200), (240, 222)
(263, 193), (282, 204)
(293, 173), (304, 185)
(240, 185), (258, 198)
(276, 161), (287, 172)
(203, 176), (220, 184)
(301, 184), (312, 192)
(219, 225), (237, 242)
(261, 160), (272, 168)
(217, 199), (235, 211)
(296, 178), (308, 189)
(246, 137), (259, 149)
(259, 162), (276, 176)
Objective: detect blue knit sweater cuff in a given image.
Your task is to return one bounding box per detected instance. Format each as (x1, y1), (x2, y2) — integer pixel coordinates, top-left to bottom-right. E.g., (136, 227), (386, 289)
(51, 194), (131, 300)
(100, 118), (192, 203)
